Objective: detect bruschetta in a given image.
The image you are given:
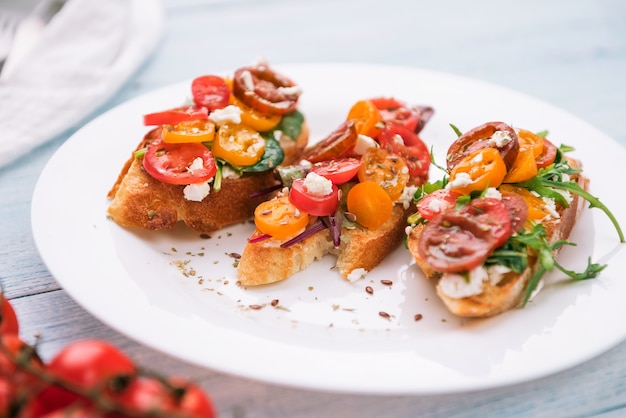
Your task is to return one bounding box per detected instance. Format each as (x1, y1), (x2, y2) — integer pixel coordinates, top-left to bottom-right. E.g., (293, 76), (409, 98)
(237, 97), (434, 285)
(406, 121), (624, 317)
(107, 64), (309, 233)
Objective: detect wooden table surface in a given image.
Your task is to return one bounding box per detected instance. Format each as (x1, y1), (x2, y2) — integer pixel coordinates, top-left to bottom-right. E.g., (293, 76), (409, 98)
(2, 0), (626, 416)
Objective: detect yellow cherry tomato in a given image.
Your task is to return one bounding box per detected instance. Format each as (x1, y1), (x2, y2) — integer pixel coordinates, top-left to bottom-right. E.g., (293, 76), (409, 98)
(161, 120), (216, 143)
(499, 184), (551, 222)
(517, 129), (545, 158)
(503, 129), (545, 183)
(448, 147), (507, 195)
(254, 196), (310, 239)
(231, 96), (282, 131)
(212, 124), (266, 167)
(347, 181), (393, 229)
(357, 147), (409, 201)
(347, 99), (383, 138)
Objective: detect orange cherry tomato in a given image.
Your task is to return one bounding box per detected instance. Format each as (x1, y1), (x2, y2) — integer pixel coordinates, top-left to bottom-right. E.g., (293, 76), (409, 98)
(503, 129), (549, 183)
(517, 129), (545, 157)
(231, 96), (282, 132)
(358, 147), (409, 201)
(346, 99), (383, 138)
(254, 196), (310, 239)
(347, 181), (393, 229)
(448, 147), (507, 195)
(161, 120), (216, 143)
(499, 184), (550, 223)
(212, 124), (266, 167)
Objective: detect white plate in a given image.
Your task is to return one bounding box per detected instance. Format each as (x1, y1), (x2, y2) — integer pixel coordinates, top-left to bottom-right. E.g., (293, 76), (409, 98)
(32, 63), (626, 395)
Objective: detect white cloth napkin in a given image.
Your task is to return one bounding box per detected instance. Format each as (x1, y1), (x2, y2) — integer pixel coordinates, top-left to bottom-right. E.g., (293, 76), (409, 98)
(0, 0), (164, 168)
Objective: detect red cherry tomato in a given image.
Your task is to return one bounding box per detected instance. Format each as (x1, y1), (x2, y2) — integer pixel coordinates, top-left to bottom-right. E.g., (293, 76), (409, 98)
(535, 137), (558, 168)
(113, 376), (216, 418)
(232, 66), (300, 116)
(0, 295), (18, 336)
(416, 189), (462, 221)
(418, 197), (513, 273)
(377, 124), (430, 180)
(501, 192), (529, 232)
(309, 158), (362, 185)
(300, 120), (358, 163)
(446, 121), (519, 171)
(370, 97), (421, 132)
(191, 75), (231, 111)
(289, 177), (339, 216)
(31, 340), (136, 415)
(143, 138), (217, 185)
(143, 105), (209, 126)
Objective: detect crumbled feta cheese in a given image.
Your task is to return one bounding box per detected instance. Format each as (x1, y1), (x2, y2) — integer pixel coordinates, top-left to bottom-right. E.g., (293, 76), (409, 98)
(471, 152), (484, 164)
(541, 197), (560, 219)
(347, 268), (368, 282)
(397, 185), (418, 209)
(484, 187), (502, 200)
(447, 172), (474, 189)
(187, 157), (204, 174)
(487, 130), (512, 147)
(352, 134), (379, 155)
(486, 264), (511, 285)
(303, 172), (333, 196)
(209, 105), (242, 126)
(439, 266), (488, 298)
(277, 85), (302, 97)
(427, 198), (445, 213)
(183, 182), (211, 202)
(221, 164), (241, 179)
(241, 70), (255, 90)
(273, 130), (284, 141)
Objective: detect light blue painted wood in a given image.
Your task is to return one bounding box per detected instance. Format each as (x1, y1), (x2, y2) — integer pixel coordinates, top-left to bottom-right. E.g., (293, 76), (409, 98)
(1, 0), (625, 416)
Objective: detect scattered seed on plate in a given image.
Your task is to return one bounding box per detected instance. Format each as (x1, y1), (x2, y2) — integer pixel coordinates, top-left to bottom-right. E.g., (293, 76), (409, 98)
(414, 313), (423, 321)
(381, 279), (393, 286)
(365, 286), (374, 295)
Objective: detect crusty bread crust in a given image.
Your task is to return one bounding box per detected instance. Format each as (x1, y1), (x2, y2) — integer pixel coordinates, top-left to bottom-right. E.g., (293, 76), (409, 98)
(107, 123), (308, 233)
(237, 204), (413, 286)
(408, 160), (589, 318)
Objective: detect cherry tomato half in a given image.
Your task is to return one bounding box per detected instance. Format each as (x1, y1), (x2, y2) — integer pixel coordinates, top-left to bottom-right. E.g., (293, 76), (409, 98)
(358, 147), (409, 201)
(370, 97), (421, 132)
(232, 66), (300, 116)
(191, 75), (231, 111)
(143, 139), (217, 185)
(254, 196), (310, 239)
(416, 189), (462, 221)
(447, 121), (519, 171)
(448, 147), (507, 195)
(376, 124), (430, 180)
(417, 197), (513, 273)
(289, 176), (339, 216)
(346, 99), (383, 138)
(535, 137), (558, 168)
(212, 124), (266, 167)
(300, 120), (358, 163)
(346, 181), (393, 229)
(231, 96), (282, 132)
(161, 119), (216, 144)
(143, 105), (209, 126)
(310, 158), (362, 185)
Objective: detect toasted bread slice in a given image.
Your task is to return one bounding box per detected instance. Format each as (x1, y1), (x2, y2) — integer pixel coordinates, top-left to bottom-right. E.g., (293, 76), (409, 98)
(107, 124), (308, 233)
(237, 204), (413, 286)
(407, 161), (589, 318)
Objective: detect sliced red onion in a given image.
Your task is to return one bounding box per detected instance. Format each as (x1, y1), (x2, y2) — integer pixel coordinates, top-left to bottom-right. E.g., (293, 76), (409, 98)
(322, 214), (341, 248)
(280, 219), (327, 248)
(248, 233), (272, 243)
(248, 184), (283, 199)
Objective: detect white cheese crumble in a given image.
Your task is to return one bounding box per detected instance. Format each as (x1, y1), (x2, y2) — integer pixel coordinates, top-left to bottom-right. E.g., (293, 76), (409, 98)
(347, 268), (368, 282)
(187, 157), (204, 174)
(484, 187), (502, 200)
(221, 164), (241, 179)
(447, 172), (474, 189)
(209, 105), (242, 126)
(183, 182), (211, 202)
(397, 185), (418, 209)
(277, 85), (302, 97)
(241, 70), (255, 90)
(471, 152), (484, 164)
(487, 130), (512, 147)
(303, 172), (333, 196)
(438, 264), (512, 298)
(352, 134), (379, 155)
